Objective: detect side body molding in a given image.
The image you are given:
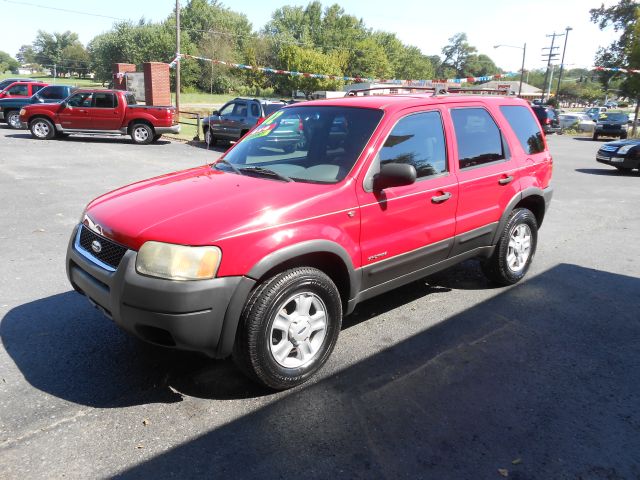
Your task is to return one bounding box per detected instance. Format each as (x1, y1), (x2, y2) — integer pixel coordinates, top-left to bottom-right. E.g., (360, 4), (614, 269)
(491, 186), (553, 245)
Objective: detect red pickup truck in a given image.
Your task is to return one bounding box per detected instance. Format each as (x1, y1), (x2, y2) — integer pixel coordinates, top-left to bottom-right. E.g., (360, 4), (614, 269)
(19, 89), (179, 144)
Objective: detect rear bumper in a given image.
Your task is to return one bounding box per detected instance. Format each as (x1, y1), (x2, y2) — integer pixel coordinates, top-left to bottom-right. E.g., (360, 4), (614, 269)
(543, 186), (554, 212)
(155, 124), (181, 134)
(66, 225), (254, 358)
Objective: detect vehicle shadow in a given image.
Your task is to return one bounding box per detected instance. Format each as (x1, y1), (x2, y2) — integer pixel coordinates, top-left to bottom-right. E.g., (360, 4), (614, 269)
(3, 132), (172, 145)
(187, 140), (228, 153)
(576, 168), (640, 176)
(114, 264), (640, 479)
(1, 264), (478, 406)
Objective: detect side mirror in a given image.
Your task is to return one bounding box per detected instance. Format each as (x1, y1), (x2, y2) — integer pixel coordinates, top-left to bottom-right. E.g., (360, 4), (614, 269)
(60, 101), (67, 109)
(373, 163), (417, 190)
(211, 110), (219, 116)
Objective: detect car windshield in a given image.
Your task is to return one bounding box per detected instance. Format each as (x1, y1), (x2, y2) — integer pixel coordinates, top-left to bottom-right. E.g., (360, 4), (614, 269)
(219, 106), (384, 184)
(598, 112), (629, 122)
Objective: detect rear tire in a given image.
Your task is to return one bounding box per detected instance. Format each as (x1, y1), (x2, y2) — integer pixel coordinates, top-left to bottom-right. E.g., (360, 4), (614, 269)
(615, 166), (632, 173)
(282, 144), (296, 154)
(481, 208), (538, 286)
(130, 123), (154, 145)
(620, 133), (628, 140)
(29, 117), (56, 140)
(6, 110), (22, 129)
(232, 267), (342, 390)
(592, 132), (598, 141)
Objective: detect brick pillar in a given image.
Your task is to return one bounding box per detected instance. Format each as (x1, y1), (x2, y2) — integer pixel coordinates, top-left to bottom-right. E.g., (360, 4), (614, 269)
(112, 63), (136, 90)
(143, 62), (171, 106)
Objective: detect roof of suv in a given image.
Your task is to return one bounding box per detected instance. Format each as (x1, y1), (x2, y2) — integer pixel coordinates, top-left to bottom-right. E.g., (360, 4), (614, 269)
(300, 93), (529, 113)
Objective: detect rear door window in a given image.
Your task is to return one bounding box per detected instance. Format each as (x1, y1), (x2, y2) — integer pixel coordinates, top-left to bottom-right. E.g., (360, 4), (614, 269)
(93, 92), (117, 108)
(250, 102), (260, 117)
(451, 108), (505, 169)
(499, 105), (545, 154)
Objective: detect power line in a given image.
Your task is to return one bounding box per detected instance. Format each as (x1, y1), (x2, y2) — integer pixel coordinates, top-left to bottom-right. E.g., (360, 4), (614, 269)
(2, 0), (126, 20)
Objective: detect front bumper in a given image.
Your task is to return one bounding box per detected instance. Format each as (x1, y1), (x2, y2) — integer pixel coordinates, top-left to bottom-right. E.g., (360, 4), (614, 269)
(596, 152), (640, 169)
(66, 225), (254, 358)
(595, 127), (626, 137)
(155, 124), (181, 134)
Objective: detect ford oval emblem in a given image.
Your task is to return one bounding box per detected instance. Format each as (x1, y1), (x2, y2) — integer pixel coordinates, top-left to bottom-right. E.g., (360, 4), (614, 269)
(91, 240), (102, 254)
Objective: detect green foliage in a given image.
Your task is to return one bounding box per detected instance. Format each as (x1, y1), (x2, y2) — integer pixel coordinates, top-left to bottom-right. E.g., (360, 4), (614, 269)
(277, 44), (343, 97)
(0, 51), (19, 73)
(441, 33), (477, 77)
(32, 31), (86, 74)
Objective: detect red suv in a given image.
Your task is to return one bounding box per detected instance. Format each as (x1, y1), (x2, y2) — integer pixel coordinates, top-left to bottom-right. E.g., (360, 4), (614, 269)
(66, 91), (553, 389)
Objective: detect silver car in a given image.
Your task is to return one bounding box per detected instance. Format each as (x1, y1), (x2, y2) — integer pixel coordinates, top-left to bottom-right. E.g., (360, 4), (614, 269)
(558, 113), (595, 132)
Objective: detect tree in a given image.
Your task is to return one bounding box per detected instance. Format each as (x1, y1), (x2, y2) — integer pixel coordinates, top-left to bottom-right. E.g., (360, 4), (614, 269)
(465, 54), (500, 77)
(0, 51), (20, 73)
(277, 44), (343, 97)
(590, 0), (640, 133)
(441, 33), (476, 77)
(32, 31), (83, 72)
(16, 45), (36, 64)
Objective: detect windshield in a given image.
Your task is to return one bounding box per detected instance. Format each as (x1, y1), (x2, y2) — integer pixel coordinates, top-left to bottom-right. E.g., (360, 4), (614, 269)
(219, 106), (384, 184)
(598, 112), (629, 122)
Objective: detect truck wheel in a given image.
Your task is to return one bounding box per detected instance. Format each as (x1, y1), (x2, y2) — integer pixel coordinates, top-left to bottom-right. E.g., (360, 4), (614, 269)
(615, 166), (632, 173)
(481, 208), (538, 286)
(6, 111), (22, 129)
(233, 267), (342, 390)
(592, 132), (599, 141)
(620, 133), (628, 140)
(29, 118), (56, 140)
(204, 128), (217, 146)
(130, 123), (154, 145)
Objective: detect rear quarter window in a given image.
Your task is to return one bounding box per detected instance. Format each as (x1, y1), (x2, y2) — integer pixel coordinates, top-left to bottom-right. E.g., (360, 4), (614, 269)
(500, 106), (545, 155)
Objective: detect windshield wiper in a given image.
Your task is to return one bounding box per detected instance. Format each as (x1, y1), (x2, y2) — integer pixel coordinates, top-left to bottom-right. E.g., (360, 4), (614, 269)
(213, 159), (243, 175)
(239, 166), (293, 182)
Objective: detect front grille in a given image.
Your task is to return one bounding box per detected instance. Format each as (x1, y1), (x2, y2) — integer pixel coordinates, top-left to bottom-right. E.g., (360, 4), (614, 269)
(78, 225), (128, 269)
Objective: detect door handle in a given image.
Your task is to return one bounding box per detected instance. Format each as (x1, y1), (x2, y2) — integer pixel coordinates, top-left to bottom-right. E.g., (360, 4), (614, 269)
(498, 175), (514, 185)
(431, 191), (452, 204)
(78, 109), (87, 113)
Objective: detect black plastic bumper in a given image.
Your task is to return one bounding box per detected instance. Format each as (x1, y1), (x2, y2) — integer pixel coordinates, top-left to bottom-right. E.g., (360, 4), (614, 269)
(596, 153), (640, 170)
(65, 225), (255, 358)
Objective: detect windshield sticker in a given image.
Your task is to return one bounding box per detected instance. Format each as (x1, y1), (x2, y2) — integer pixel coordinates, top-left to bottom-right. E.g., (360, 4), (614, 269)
(262, 110), (285, 125)
(245, 122), (277, 140)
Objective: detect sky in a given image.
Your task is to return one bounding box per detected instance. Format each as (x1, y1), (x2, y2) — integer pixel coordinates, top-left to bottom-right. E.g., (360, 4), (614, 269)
(1, 0), (623, 77)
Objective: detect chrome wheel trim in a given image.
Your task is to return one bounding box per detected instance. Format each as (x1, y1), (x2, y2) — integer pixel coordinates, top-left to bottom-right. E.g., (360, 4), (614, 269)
(7, 112), (21, 129)
(133, 126), (149, 142)
(506, 224), (532, 273)
(205, 129), (212, 145)
(33, 121), (50, 138)
(269, 292), (328, 369)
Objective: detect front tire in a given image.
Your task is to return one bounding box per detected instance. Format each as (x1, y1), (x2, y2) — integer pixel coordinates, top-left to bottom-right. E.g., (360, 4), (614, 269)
(233, 267), (342, 390)
(29, 118), (56, 140)
(482, 208), (538, 286)
(592, 132), (599, 141)
(130, 123), (154, 145)
(6, 110), (22, 129)
(204, 128), (217, 146)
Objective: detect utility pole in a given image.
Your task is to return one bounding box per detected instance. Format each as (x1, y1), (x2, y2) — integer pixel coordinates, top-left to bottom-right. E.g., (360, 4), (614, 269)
(53, 63), (56, 84)
(175, 0), (181, 117)
(541, 32), (563, 102)
(519, 43), (526, 97)
(555, 26), (572, 105)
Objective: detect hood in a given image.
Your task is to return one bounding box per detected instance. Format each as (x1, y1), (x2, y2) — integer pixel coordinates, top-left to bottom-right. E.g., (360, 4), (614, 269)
(602, 139), (640, 148)
(23, 102), (61, 113)
(84, 165), (348, 250)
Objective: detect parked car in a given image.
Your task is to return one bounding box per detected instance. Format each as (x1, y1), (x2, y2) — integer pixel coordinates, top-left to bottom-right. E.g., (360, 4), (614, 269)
(202, 98), (288, 146)
(558, 112), (595, 132)
(585, 106), (608, 121)
(19, 89), (179, 144)
(604, 101), (618, 109)
(531, 105), (561, 134)
(0, 85), (76, 129)
(0, 81), (48, 99)
(596, 140), (640, 172)
(66, 92), (553, 389)
(593, 112), (629, 140)
(0, 78), (36, 91)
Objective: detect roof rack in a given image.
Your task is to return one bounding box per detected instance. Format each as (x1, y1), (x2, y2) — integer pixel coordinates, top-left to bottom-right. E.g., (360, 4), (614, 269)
(344, 86), (513, 97)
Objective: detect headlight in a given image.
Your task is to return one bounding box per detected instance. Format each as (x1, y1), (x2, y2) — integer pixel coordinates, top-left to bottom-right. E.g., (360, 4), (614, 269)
(19, 108), (26, 116)
(136, 242), (221, 280)
(618, 145), (634, 155)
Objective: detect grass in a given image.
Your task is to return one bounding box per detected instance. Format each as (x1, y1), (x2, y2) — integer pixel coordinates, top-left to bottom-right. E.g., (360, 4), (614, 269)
(0, 73), (102, 88)
(172, 91), (235, 106)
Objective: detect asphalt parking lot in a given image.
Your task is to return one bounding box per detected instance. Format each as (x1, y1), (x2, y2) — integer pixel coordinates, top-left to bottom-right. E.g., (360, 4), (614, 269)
(1, 128), (639, 479)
